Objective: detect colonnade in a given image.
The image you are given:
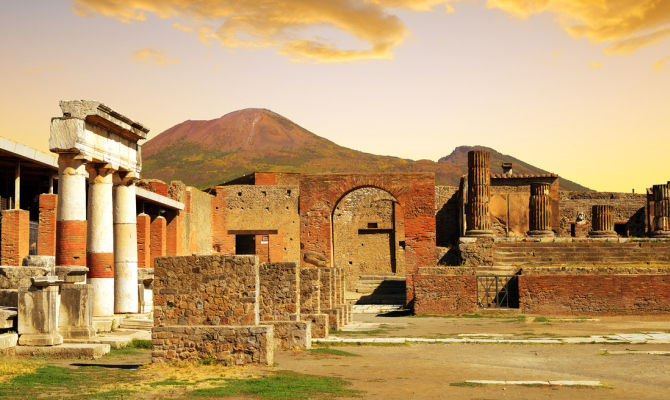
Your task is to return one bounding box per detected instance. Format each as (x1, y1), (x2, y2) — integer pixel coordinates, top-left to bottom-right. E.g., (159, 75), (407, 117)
(57, 154), (139, 316)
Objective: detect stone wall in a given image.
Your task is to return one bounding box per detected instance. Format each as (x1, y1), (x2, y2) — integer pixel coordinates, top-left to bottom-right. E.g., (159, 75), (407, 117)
(413, 267), (477, 315)
(153, 255), (259, 326)
(211, 185), (300, 263)
(181, 187), (213, 255)
(300, 268), (321, 314)
(435, 186), (460, 246)
(458, 238), (494, 267)
(559, 191), (646, 237)
(0, 266), (50, 306)
(519, 267), (670, 315)
(258, 262), (300, 321)
(152, 325), (273, 365)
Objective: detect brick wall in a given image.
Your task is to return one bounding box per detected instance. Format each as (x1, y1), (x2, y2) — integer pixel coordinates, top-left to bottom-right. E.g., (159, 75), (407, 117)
(149, 216), (166, 269)
(153, 255), (260, 326)
(519, 267), (670, 315)
(435, 186), (460, 246)
(258, 262), (300, 321)
(413, 267), (477, 315)
(1, 209), (30, 266)
(37, 194), (57, 257)
(165, 211), (182, 257)
(299, 173), (436, 305)
(55, 220), (87, 266)
(137, 179), (168, 197)
(137, 214), (151, 268)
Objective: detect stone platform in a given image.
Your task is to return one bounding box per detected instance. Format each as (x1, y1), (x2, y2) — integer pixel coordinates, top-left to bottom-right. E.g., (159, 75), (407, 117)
(14, 343), (110, 359)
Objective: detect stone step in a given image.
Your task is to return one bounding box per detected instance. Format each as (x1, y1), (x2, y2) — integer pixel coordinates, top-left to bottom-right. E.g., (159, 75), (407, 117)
(119, 319), (153, 330)
(0, 307), (17, 329)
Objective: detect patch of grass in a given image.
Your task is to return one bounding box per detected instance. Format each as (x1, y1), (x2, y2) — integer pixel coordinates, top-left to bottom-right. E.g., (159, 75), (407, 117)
(450, 381), (485, 387)
(150, 379), (197, 386)
(186, 371), (362, 399)
(534, 316), (549, 323)
(329, 329), (386, 335)
(0, 365), (85, 398)
(85, 389), (137, 399)
(308, 348), (360, 357)
(131, 339), (152, 349)
(106, 347), (142, 357)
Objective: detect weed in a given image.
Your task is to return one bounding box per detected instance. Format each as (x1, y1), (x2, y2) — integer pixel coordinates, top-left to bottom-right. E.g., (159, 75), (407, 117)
(131, 339), (153, 349)
(534, 316), (549, 323)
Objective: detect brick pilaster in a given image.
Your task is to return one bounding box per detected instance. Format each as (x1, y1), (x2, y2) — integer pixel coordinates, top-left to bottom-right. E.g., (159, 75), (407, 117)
(150, 216), (166, 268)
(38, 194), (58, 256)
(1, 209), (30, 266)
(137, 213), (151, 268)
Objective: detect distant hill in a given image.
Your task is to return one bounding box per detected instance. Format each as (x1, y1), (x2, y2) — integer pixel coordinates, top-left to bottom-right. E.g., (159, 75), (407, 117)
(142, 108), (590, 191)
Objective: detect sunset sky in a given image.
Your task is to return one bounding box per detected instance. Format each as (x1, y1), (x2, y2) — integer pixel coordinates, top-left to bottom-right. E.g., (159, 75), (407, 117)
(1, 1), (668, 192)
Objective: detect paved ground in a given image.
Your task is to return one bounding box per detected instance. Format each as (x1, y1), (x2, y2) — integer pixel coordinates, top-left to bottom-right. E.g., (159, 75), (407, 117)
(277, 312), (670, 399)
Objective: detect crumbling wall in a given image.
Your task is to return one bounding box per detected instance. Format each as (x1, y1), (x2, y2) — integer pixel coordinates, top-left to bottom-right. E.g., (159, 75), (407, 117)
(211, 185), (300, 263)
(559, 191), (646, 237)
(413, 267), (477, 315)
(519, 267), (670, 315)
(458, 238), (494, 267)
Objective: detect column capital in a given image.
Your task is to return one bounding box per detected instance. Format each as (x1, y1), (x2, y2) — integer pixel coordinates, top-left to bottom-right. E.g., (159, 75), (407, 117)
(86, 163), (115, 182)
(113, 171), (140, 186)
(57, 153), (87, 176)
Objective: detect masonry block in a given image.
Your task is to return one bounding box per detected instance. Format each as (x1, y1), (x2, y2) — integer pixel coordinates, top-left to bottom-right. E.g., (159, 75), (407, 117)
(1, 209), (30, 266)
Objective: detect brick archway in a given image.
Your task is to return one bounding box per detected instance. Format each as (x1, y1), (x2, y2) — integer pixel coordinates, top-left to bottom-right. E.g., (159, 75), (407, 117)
(299, 173), (436, 304)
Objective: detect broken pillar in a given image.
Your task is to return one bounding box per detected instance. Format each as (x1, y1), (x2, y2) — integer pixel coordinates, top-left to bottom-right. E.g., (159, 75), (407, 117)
(55, 154), (88, 267)
(18, 277), (63, 346)
(589, 205), (617, 238)
(528, 182), (554, 237)
(466, 150), (493, 237)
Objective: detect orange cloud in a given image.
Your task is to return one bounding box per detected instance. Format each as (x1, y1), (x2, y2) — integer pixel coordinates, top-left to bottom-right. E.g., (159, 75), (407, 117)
(589, 61), (603, 69)
(131, 48), (179, 66)
(487, 0), (670, 54)
(71, 0), (460, 62)
(654, 56), (670, 71)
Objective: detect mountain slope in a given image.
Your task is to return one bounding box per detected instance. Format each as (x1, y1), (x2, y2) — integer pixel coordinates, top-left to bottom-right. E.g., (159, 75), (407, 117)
(142, 108), (590, 191)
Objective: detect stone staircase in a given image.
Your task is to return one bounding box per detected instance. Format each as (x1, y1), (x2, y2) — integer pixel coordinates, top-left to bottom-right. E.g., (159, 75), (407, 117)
(354, 275), (406, 305)
(493, 240), (670, 266)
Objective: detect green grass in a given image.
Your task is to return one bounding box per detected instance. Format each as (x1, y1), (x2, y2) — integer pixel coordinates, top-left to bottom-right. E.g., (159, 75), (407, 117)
(534, 316), (549, 323)
(131, 339), (152, 349)
(186, 371), (362, 399)
(85, 389), (137, 399)
(308, 348), (361, 357)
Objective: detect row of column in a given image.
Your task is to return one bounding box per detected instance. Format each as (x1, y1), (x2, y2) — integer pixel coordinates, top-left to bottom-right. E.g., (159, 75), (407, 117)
(56, 154), (138, 316)
(652, 184), (670, 238)
(465, 150), (555, 237)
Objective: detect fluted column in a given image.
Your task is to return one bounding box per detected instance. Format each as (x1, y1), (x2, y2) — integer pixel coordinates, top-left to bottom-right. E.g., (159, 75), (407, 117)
(528, 182), (554, 237)
(114, 172), (139, 313)
(56, 154), (87, 266)
(466, 150), (493, 236)
(86, 164), (115, 317)
(652, 184), (670, 238)
(589, 205), (617, 238)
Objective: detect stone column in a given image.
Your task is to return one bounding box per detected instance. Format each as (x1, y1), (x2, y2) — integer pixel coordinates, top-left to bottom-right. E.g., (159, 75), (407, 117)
(86, 164), (115, 317)
(589, 205), (617, 238)
(528, 182), (554, 237)
(56, 154), (87, 266)
(114, 172), (139, 313)
(466, 150), (493, 236)
(652, 184), (670, 238)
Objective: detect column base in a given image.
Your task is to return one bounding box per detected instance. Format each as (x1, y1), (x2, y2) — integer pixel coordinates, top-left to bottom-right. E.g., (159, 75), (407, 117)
(19, 333), (63, 346)
(588, 231), (617, 238)
(527, 230), (555, 238)
(59, 326), (97, 340)
(652, 231), (670, 238)
(465, 230), (494, 237)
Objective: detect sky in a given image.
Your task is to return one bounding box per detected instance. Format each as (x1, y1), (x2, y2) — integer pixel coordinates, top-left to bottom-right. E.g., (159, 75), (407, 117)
(0, 0), (668, 193)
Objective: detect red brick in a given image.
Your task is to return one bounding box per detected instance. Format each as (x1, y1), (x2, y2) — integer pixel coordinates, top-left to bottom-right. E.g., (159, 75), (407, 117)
(1, 209), (30, 266)
(137, 214), (151, 268)
(56, 220), (87, 266)
(87, 252), (114, 278)
(150, 216), (167, 268)
(38, 194), (58, 256)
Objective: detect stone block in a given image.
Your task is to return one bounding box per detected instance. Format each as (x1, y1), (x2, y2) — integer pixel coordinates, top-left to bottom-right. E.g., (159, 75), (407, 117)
(23, 255), (56, 270)
(152, 325), (274, 366)
(0, 266), (50, 289)
(0, 332), (18, 350)
(301, 313), (328, 338)
(55, 266), (88, 284)
(266, 321), (311, 350)
(0, 306), (17, 329)
(15, 343), (110, 359)
(59, 284), (96, 339)
(18, 285), (63, 346)
(324, 308), (341, 332)
(0, 289), (18, 307)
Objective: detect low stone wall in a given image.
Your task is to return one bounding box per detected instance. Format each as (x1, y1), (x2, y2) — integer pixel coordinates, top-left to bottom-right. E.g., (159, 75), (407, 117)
(458, 238), (494, 267)
(265, 321), (311, 350)
(152, 325), (273, 365)
(413, 267), (477, 315)
(153, 255), (259, 326)
(259, 262), (300, 321)
(519, 267), (670, 315)
(0, 266), (51, 307)
(302, 313), (328, 338)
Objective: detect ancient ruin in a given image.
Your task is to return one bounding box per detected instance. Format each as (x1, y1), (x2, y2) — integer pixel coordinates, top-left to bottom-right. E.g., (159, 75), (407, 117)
(1, 100), (669, 365)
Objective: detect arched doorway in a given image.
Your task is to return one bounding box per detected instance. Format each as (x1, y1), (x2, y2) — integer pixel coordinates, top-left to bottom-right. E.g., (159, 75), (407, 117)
(332, 187), (406, 303)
